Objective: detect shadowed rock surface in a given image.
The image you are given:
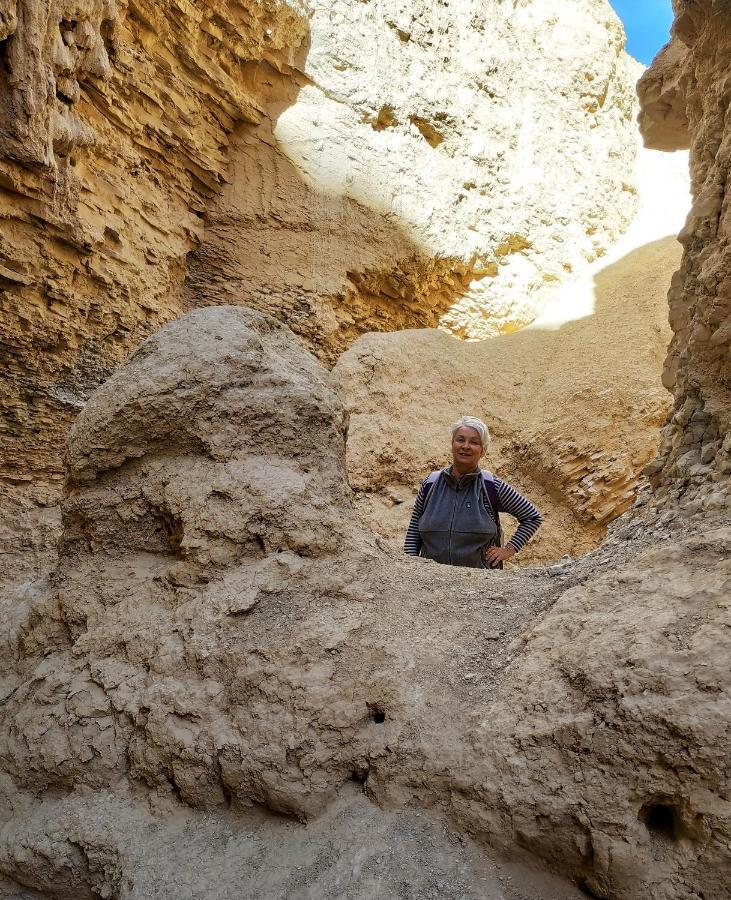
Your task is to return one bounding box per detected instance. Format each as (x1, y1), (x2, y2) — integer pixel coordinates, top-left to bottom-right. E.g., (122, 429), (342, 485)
(637, 0), (731, 512)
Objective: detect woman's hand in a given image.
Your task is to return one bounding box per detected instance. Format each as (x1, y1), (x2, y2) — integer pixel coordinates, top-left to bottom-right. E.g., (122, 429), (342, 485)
(485, 544), (517, 568)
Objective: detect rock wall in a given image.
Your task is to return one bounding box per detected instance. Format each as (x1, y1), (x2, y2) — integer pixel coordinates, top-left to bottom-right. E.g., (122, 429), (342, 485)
(0, 0), (644, 574)
(638, 0), (731, 512)
(333, 234), (680, 564)
(1, 307), (728, 900)
(0, 0), (308, 497)
(189, 0), (642, 363)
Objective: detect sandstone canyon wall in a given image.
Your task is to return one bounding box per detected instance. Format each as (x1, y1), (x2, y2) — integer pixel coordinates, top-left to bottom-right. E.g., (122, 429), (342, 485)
(1, 0), (641, 519)
(638, 0), (731, 512)
(188, 0), (642, 361)
(0, 0), (309, 507)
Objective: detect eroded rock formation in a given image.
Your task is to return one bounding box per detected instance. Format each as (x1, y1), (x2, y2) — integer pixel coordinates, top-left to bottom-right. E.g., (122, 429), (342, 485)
(0, 0), (308, 498)
(189, 0), (642, 361)
(333, 235), (680, 563)
(1, 0), (641, 522)
(1, 0), (729, 897)
(1, 307), (728, 900)
(638, 0), (731, 513)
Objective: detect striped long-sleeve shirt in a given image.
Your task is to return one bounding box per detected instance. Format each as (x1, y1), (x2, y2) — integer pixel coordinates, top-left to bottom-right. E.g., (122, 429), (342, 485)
(404, 473), (543, 557)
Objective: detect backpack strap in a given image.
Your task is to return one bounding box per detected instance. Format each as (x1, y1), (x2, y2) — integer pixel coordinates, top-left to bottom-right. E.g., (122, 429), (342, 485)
(421, 470), (443, 509)
(480, 471), (502, 546)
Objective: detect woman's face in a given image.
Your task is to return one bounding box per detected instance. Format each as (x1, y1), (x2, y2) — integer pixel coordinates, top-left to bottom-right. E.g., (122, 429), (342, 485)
(451, 426), (483, 471)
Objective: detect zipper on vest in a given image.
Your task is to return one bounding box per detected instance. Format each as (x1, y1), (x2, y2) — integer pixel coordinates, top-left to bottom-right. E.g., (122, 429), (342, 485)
(448, 481), (459, 564)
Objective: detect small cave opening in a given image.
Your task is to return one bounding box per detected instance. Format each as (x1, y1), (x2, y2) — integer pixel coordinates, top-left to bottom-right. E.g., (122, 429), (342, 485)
(639, 801), (681, 841)
(157, 508), (184, 556)
(101, 17), (116, 61)
(55, 89), (74, 107)
(577, 877), (609, 900)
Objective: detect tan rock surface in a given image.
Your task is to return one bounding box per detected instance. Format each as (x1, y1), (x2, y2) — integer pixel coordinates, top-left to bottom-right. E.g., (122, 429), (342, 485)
(190, 0), (642, 362)
(638, 0), (731, 511)
(637, 37), (690, 152)
(333, 233), (681, 564)
(1, 307), (729, 900)
(0, 0), (308, 496)
(1, 2), (730, 899)
(0, 787), (587, 900)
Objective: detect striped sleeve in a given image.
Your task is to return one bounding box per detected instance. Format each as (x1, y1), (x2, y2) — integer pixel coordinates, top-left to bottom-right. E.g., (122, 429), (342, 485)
(404, 481), (429, 556)
(494, 478), (543, 553)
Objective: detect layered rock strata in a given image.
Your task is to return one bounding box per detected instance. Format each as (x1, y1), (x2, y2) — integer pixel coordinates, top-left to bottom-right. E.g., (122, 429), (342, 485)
(1, 307), (729, 900)
(0, 0), (308, 496)
(638, 0), (731, 511)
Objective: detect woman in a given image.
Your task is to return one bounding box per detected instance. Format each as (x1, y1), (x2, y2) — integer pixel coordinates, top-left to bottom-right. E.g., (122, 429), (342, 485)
(404, 416), (543, 569)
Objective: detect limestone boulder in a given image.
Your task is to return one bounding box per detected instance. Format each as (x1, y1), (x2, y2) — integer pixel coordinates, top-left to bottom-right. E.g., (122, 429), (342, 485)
(62, 306), (358, 567)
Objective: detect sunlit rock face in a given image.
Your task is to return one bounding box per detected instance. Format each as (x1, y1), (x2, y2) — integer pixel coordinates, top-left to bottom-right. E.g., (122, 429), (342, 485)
(638, 0), (731, 511)
(187, 0), (642, 361)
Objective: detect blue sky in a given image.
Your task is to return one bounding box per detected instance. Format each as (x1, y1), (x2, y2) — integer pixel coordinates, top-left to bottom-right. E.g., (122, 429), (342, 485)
(608, 0), (674, 65)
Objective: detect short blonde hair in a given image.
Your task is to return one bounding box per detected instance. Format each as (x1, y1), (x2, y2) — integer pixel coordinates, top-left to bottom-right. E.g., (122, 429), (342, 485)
(451, 416), (490, 448)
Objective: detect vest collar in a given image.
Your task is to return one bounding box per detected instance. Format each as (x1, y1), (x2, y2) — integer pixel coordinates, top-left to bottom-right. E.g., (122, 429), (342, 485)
(443, 465), (481, 488)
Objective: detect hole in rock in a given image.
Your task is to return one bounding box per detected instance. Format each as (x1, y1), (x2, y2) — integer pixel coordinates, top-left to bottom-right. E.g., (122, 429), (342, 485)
(0, 36), (11, 75)
(577, 877), (608, 899)
(368, 703), (386, 724)
(639, 802), (680, 841)
(101, 18), (116, 59)
(158, 509), (184, 555)
(160, 767), (184, 804)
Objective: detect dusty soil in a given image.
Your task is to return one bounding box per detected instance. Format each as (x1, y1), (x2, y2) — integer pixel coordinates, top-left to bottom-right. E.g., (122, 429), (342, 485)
(0, 787), (586, 900)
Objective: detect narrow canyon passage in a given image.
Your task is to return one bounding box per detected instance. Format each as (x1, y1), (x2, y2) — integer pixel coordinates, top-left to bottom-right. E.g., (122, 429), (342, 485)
(0, 1), (729, 900)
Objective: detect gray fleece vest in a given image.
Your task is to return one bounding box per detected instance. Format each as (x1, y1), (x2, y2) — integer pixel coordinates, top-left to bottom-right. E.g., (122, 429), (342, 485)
(418, 469), (499, 569)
